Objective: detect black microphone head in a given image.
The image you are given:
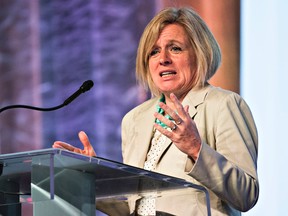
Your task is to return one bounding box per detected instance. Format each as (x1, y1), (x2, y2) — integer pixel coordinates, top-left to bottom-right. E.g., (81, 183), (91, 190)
(80, 80), (94, 93)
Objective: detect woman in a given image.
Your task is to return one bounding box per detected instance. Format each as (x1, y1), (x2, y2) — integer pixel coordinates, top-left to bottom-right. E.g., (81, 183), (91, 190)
(53, 7), (259, 216)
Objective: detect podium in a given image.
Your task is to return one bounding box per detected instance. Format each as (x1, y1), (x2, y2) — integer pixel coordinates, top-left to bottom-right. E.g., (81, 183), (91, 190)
(0, 149), (211, 215)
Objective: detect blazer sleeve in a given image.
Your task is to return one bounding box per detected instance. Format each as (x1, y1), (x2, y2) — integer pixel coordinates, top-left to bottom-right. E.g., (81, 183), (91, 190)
(188, 92), (259, 212)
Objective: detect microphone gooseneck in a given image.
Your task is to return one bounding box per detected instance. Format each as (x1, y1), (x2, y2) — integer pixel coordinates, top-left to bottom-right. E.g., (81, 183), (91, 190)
(63, 80), (94, 105)
(0, 80), (94, 113)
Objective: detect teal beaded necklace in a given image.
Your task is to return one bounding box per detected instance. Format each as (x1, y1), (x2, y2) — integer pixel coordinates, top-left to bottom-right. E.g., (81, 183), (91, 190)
(155, 94), (174, 129)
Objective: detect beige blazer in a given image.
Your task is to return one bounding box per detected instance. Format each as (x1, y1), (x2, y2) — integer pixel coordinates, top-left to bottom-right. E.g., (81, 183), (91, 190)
(121, 84), (259, 216)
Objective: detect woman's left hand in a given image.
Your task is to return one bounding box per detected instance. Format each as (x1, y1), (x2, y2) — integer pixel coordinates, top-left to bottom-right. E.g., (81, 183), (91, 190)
(153, 93), (201, 161)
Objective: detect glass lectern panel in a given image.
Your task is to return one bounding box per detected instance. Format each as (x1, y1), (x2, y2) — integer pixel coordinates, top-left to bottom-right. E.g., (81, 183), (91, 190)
(0, 149), (211, 216)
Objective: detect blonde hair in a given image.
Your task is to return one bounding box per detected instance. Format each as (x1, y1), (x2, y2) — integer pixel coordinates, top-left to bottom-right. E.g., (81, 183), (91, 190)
(136, 7), (221, 96)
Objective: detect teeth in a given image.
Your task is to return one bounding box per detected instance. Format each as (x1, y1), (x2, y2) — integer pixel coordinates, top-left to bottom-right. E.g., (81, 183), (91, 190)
(160, 71), (176, 77)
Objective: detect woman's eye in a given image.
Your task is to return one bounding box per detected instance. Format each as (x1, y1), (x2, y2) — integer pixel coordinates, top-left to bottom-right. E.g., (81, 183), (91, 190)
(150, 49), (159, 56)
(171, 46), (182, 52)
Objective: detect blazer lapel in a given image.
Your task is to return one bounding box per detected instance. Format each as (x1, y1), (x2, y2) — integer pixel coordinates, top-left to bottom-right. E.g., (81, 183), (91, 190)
(182, 85), (211, 118)
(132, 99), (158, 168)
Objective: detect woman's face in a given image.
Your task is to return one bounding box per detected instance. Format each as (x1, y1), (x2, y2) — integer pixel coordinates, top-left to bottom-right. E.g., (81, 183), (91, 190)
(148, 24), (196, 100)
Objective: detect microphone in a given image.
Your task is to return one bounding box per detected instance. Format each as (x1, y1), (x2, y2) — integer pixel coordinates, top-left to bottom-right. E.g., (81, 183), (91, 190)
(0, 80), (94, 113)
(63, 80), (94, 105)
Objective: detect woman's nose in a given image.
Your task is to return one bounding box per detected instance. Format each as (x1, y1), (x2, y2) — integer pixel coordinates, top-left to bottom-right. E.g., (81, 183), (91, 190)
(159, 51), (172, 65)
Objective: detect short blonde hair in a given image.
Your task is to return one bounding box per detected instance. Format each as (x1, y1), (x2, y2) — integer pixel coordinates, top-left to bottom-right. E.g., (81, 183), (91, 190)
(136, 7), (221, 96)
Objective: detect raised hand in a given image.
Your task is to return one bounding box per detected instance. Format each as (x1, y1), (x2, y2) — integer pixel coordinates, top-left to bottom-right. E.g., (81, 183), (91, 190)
(153, 93), (201, 161)
(53, 131), (96, 157)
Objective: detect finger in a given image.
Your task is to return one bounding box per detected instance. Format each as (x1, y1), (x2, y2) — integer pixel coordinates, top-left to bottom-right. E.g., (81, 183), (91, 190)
(78, 131), (91, 148)
(154, 112), (175, 129)
(158, 102), (177, 118)
(74, 148), (81, 154)
(52, 143), (65, 149)
(170, 93), (187, 115)
(184, 105), (189, 113)
(78, 131), (96, 157)
(154, 123), (173, 137)
(158, 102), (183, 124)
(53, 141), (75, 151)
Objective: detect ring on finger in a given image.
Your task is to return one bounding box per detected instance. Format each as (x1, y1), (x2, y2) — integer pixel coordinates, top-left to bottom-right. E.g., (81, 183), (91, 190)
(171, 124), (177, 131)
(176, 119), (183, 125)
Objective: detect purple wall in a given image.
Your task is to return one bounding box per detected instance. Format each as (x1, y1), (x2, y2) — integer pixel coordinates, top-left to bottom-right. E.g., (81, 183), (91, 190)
(0, 1), (156, 163)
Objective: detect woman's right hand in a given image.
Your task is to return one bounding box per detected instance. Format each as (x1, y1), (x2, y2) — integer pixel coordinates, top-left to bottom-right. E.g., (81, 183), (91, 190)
(52, 131), (96, 157)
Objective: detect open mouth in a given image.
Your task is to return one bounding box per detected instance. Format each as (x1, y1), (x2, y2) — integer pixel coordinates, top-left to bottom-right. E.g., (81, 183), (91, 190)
(160, 71), (177, 77)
